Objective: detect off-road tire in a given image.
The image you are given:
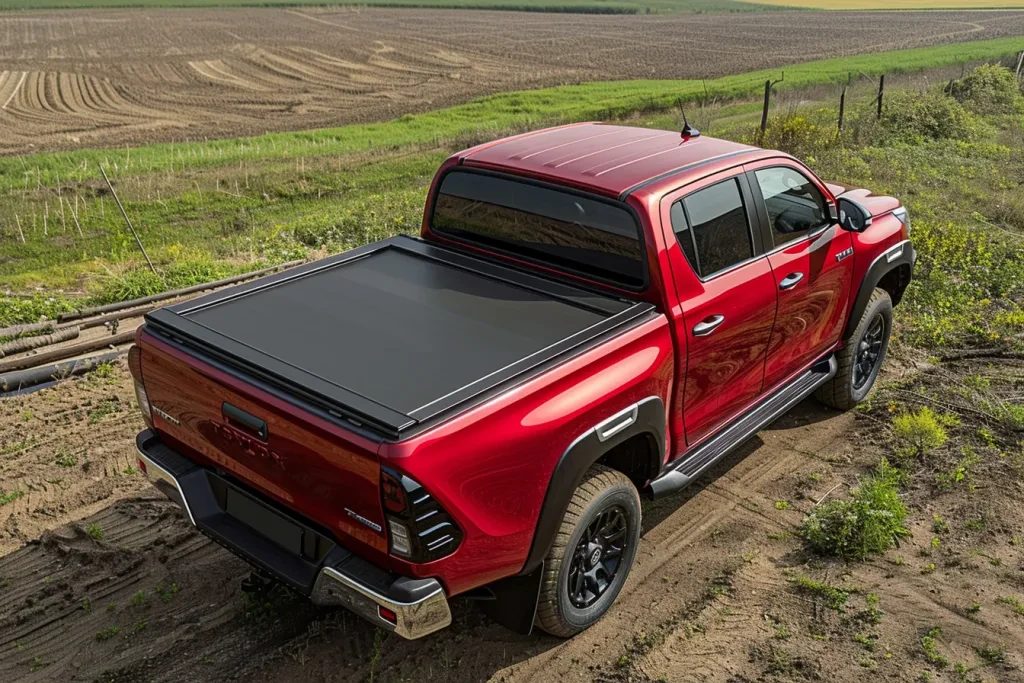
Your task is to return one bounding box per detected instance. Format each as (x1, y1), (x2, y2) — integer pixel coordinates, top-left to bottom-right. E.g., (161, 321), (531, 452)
(535, 464), (641, 638)
(816, 288), (892, 410)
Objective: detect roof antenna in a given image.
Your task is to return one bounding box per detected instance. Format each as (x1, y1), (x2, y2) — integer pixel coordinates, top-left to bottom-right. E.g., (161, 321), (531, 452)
(677, 99), (700, 142)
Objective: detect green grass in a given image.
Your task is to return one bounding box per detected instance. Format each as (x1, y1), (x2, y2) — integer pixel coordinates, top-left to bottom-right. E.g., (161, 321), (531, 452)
(0, 38), (1022, 329)
(0, 0), (795, 13)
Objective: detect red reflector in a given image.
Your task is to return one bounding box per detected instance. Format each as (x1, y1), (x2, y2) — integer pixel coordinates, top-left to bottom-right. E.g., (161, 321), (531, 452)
(137, 458), (147, 474)
(378, 606), (397, 624)
(127, 345), (143, 381)
(380, 471), (407, 514)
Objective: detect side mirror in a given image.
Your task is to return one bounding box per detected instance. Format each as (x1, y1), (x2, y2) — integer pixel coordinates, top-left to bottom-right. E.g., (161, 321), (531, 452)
(828, 201), (839, 223)
(838, 197), (872, 233)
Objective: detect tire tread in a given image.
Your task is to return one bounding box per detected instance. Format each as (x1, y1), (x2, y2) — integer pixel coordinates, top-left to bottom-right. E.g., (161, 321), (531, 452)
(535, 464), (637, 638)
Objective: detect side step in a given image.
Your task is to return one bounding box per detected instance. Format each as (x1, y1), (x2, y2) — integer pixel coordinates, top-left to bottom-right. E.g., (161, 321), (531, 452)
(649, 355), (837, 499)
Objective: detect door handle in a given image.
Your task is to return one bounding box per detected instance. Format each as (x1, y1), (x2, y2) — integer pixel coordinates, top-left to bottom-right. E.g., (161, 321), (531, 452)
(692, 315), (725, 337)
(779, 272), (804, 290)
(223, 402), (269, 441)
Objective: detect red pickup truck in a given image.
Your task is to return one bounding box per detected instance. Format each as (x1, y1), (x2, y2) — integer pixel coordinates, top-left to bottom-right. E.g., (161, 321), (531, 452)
(128, 122), (914, 640)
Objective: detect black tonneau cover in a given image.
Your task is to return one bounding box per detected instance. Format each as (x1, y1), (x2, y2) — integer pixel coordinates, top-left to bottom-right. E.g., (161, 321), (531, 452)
(146, 237), (655, 438)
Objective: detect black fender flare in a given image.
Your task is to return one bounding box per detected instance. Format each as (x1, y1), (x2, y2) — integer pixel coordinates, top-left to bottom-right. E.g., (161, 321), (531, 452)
(519, 395), (666, 576)
(843, 239), (916, 340)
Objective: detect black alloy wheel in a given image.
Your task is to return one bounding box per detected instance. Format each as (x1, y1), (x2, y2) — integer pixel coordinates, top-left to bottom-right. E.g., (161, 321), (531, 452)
(567, 505), (628, 608)
(853, 313), (885, 391)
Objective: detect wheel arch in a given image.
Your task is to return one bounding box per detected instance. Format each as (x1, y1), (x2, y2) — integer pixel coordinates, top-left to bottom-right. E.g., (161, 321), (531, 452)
(843, 240), (915, 340)
(519, 396), (665, 576)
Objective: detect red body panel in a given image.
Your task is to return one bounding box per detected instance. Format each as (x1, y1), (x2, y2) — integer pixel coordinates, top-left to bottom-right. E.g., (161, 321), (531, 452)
(138, 333), (390, 566)
(380, 316), (674, 595)
(134, 123), (910, 600)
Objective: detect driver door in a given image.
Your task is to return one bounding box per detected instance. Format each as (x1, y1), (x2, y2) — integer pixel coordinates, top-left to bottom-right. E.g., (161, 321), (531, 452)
(745, 162), (854, 390)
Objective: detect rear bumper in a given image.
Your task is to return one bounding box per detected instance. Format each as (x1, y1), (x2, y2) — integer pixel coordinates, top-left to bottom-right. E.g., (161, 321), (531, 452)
(135, 430), (451, 640)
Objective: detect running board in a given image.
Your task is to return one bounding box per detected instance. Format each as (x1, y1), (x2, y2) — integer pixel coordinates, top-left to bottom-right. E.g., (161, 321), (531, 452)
(648, 355), (837, 499)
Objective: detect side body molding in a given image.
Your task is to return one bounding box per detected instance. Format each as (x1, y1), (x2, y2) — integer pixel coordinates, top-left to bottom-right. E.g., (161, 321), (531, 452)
(520, 395), (666, 576)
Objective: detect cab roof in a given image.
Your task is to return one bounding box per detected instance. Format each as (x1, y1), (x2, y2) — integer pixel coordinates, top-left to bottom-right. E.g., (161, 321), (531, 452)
(461, 122), (764, 199)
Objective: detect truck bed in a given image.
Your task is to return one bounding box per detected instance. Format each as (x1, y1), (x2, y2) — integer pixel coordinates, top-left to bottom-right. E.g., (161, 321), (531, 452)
(145, 236), (654, 439)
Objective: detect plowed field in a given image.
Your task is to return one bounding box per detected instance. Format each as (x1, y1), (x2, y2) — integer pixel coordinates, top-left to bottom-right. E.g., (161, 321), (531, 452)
(2, 6), (1023, 154)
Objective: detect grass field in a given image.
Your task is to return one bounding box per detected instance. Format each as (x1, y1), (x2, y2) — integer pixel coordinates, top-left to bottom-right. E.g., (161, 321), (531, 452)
(0, 36), (1021, 321)
(748, 0), (1024, 7)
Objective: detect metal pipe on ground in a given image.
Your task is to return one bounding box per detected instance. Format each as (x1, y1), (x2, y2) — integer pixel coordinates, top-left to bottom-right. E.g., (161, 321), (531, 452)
(0, 350), (124, 395)
(0, 330), (136, 374)
(57, 259), (304, 323)
(58, 304), (160, 333)
(0, 321), (56, 340)
(0, 327), (79, 357)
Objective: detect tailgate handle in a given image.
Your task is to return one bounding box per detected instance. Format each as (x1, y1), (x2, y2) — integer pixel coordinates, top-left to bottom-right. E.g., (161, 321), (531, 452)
(222, 403), (268, 442)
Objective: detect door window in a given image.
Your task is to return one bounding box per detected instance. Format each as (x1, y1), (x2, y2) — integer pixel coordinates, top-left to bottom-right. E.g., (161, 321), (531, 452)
(753, 167), (830, 247)
(674, 178), (753, 278)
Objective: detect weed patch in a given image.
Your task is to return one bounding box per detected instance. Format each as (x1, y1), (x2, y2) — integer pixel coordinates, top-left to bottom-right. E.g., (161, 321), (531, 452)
(800, 459), (908, 559)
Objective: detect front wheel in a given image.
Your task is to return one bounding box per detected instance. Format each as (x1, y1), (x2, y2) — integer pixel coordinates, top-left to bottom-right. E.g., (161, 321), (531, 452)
(535, 464), (641, 638)
(816, 288), (892, 410)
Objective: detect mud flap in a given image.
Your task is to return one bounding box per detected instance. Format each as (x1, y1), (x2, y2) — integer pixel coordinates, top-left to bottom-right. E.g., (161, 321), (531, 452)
(478, 562), (544, 635)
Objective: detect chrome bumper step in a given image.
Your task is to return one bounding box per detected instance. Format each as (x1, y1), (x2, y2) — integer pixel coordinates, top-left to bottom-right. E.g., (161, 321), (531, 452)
(135, 430), (452, 639)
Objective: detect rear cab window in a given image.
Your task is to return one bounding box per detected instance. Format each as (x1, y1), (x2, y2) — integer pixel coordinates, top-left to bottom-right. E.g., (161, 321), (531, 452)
(430, 170), (647, 289)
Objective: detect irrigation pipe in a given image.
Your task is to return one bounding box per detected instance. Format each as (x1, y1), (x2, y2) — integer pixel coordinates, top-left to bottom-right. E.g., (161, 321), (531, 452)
(0, 350), (124, 395)
(0, 321), (56, 339)
(0, 327), (79, 357)
(0, 330), (135, 373)
(57, 259), (304, 323)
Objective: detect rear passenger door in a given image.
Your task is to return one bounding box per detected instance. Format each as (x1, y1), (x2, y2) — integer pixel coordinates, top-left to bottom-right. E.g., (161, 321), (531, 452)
(746, 162), (854, 390)
(662, 172), (778, 447)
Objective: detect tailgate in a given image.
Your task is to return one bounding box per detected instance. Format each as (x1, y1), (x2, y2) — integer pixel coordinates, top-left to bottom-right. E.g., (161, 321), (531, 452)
(138, 332), (388, 562)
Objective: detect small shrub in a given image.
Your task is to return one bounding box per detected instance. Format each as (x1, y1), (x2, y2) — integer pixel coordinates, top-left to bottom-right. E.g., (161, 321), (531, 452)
(95, 626), (120, 641)
(754, 112), (837, 158)
(976, 645), (1006, 664)
(856, 593), (885, 625)
(878, 90), (978, 144)
(800, 459), (909, 559)
(997, 595), (1024, 615)
(936, 451), (980, 490)
(948, 64), (1021, 114)
(86, 524), (103, 540)
(921, 627), (949, 668)
(893, 407), (948, 458)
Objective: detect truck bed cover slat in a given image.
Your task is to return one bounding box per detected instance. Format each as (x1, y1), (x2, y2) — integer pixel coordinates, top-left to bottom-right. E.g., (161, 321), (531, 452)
(146, 237), (654, 438)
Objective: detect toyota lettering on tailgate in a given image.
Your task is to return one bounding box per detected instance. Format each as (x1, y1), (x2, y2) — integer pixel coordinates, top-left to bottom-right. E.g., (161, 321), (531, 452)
(205, 421), (286, 471)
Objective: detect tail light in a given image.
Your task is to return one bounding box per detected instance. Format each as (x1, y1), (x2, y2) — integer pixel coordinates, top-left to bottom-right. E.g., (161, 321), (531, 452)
(380, 468), (462, 563)
(127, 345), (153, 429)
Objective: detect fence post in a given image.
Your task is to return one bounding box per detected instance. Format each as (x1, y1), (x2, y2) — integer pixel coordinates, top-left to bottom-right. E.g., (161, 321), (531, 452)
(838, 86), (846, 132)
(876, 74), (885, 120)
(760, 79), (771, 141)
(1015, 50), (1024, 80)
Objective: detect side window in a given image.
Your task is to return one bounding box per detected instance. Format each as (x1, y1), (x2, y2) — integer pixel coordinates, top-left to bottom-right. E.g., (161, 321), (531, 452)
(753, 166), (830, 247)
(669, 201), (699, 274)
(678, 178), (753, 278)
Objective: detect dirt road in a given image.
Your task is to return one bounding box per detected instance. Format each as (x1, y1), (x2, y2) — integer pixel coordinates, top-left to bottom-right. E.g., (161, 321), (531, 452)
(0, 355), (1022, 681)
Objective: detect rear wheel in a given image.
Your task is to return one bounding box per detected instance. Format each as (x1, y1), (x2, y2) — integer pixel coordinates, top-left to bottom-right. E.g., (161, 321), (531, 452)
(535, 464), (640, 637)
(816, 288), (892, 410)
